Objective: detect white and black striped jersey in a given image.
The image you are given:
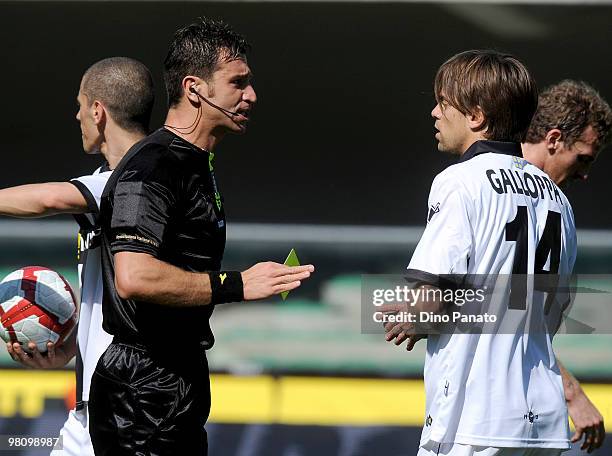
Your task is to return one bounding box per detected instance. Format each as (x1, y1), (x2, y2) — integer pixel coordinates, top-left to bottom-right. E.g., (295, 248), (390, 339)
(69, 164), (114, 407)
(407, 141), (576, 449)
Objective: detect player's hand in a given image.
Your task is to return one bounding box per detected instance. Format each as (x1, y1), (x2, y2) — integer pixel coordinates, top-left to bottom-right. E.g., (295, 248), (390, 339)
(379, 302), (424, 351)
(241, 262), (314, 301)
(6, 341), (73, 369)
(568, 389), (605, 453)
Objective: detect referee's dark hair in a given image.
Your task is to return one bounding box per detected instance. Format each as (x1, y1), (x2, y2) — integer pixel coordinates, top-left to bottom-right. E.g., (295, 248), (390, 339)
(434, 50), (538, 143)
(81, 57), (154, 134)
(164, 17), (251, 108)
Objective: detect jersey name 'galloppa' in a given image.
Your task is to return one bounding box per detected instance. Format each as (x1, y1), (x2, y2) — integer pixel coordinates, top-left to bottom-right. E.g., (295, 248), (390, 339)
(486, 168), (564, 204)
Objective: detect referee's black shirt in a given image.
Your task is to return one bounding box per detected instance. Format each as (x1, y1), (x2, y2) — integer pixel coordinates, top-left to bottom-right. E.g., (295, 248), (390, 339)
(99, 128), (226, 354)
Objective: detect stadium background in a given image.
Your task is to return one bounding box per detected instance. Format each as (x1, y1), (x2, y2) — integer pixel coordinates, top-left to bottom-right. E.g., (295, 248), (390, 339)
(0, 1), (611, 454)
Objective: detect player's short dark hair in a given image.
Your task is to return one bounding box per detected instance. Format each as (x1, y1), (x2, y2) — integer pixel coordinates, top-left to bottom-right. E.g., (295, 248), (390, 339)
(525, 80), (612, 149)
(434, 50), (538, 143)
(81, 57), (154, 134)
(164, 17), (251, 108)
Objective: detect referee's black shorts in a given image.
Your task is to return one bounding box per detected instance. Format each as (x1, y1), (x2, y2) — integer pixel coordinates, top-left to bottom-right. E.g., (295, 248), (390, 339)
(88, 341), (211, 456)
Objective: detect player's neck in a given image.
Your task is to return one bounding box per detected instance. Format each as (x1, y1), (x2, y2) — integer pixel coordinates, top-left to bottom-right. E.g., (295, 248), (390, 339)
(164, 109), (225, 152)
(521, 142), (547, 170)
(459, 133), (489, 156)
(100, 129), (146, 170)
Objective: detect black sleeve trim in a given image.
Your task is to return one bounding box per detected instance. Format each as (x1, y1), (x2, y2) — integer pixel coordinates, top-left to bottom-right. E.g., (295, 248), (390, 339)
(69, 180), (99, 214)
(405, 268), (461, 290)
(73, 214), (95, 231)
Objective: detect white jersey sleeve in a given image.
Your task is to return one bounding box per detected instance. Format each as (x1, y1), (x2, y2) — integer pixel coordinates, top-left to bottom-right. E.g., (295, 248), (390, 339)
(408, 170), (473, 280)
(70, 167), (112, 212)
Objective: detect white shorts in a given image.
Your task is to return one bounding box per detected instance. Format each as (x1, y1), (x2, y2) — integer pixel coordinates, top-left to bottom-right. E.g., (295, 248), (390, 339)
(50, 406), (95, 456)
(417, 442), (565, 456)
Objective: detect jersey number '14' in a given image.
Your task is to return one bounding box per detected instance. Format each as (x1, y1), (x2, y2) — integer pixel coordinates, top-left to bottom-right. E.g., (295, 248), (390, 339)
(505, 206), (562, 313)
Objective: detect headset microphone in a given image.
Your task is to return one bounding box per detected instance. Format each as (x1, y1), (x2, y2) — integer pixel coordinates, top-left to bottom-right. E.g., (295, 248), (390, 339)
(189, 85), (242, 117)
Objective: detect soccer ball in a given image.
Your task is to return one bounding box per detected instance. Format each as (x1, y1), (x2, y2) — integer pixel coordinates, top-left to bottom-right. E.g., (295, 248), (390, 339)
(0, 266), (77, 353)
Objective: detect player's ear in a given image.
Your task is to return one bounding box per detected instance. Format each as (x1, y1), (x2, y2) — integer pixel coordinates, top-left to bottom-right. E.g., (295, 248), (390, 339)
(91, 101), (105, 126)
(545, 129), (563, 154)
(182, 76), (203, 104)
(467, 106), (487, 132)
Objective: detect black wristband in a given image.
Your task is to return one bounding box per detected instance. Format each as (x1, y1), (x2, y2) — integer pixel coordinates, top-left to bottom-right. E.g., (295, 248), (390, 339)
(209, 271), (244, 305)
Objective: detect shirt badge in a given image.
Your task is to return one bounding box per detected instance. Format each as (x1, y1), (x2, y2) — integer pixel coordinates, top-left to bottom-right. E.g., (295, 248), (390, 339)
(512, 156), (528, 170)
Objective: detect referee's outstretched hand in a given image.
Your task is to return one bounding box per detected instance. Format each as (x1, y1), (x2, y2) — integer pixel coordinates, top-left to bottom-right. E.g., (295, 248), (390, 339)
(241, 262), (314, 301)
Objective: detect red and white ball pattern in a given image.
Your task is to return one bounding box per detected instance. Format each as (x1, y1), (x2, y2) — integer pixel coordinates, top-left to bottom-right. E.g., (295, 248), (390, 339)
(0, 266), (77, 353)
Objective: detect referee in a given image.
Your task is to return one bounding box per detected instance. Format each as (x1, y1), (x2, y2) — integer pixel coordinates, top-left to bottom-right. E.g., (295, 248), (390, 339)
(88, 18), (314, 455)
